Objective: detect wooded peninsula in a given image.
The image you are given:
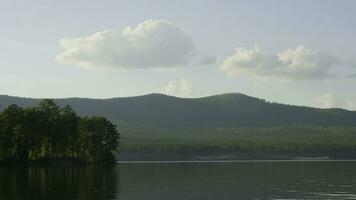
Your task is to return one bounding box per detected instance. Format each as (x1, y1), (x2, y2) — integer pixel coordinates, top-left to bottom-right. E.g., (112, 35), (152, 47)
(0, 100), (120, 163)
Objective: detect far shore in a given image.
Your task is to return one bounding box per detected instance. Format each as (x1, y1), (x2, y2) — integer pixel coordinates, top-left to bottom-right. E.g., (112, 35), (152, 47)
(117, 159), (356, 164)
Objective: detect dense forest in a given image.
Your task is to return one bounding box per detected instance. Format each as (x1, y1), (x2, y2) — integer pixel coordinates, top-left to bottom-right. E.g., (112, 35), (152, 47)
(1, 93), (356, 128)
(1, 94), (356, 161)
(0, 100), (120, 163)
(119, 126), (356, 160)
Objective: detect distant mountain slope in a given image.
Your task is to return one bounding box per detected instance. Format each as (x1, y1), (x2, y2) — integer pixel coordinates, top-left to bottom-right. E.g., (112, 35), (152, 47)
(1, 93), (356, 127)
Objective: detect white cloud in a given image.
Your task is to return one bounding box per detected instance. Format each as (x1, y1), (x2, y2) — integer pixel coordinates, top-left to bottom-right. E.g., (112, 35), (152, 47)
(164, 79), (196, 97)
(313, 93), (355, 110)
(219, 45), (338, 81)
(56, 19), (196, 69)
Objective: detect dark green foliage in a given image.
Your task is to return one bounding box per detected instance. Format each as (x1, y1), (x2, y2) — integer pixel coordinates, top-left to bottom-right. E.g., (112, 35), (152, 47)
(0, 105), (24, 160)
(1, 93), (356, 128)
(78, 117), (120, 162)
(118, 126), (356, 160)
(0, 100), (120, 163)
(1, 93), (356, 160)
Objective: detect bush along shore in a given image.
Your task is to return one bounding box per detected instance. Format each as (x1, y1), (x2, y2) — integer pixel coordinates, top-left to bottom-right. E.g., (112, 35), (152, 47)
(0, 100), (120, 164)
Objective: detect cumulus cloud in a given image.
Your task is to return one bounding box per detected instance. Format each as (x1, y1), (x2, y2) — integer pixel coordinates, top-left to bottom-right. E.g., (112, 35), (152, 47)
(313, 93), (355, 110)
(219, 46), (338, 80)
(56, 19), (196, 69)
(164, 79), (196, 97)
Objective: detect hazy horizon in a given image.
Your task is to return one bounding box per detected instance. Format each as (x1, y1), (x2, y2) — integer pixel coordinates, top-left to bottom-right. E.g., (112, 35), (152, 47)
(2, 92), (356, 111)
(1, 0), (356, 110)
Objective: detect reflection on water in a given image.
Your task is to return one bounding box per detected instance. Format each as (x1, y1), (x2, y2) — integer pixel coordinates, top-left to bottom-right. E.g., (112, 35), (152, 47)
(0, 165), (119, 200)
(0, 161), (356, 200)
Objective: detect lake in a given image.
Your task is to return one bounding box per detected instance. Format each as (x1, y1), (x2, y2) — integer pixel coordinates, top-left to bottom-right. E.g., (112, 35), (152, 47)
(0, 161), (356, 200)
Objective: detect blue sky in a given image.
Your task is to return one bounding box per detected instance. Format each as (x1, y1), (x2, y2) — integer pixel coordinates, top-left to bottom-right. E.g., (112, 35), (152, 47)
(1, 0), (356, 110)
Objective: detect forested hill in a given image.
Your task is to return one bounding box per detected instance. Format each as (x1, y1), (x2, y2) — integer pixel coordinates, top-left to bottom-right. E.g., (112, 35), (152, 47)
(1, 93), (356, 128)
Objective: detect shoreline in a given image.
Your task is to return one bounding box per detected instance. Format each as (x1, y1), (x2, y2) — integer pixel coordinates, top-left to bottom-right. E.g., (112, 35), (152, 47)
(117, 159), (356, 164)
(2, 158), (356, 166)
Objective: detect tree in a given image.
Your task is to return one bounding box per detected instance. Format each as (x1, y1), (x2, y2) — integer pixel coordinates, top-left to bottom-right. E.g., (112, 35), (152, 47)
(22, 108), (43, 160)
(0, 105), (24, 160)
(60, 105), (80, 157)
(101, 119), (120, 162)
(82, 117), (120, 162)
(0, 100), (120, 163)
(38, 99), (60, 157)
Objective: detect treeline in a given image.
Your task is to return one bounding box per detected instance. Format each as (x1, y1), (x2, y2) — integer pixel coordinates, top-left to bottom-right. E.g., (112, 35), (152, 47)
(2, 93), (356, 128)
(0, 100), (120, 163)
(118, 126), (356, 160)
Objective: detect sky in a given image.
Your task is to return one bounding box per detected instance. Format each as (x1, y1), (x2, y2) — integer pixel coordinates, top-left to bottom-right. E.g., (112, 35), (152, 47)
(1, 0), (356, 110)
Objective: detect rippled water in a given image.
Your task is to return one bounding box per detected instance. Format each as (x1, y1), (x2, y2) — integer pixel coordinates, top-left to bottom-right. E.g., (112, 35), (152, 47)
(0, 161), (356, 199)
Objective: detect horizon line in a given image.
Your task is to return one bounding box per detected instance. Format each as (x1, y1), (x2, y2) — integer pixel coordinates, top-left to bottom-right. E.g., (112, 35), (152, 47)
(0, 92), (353, 112)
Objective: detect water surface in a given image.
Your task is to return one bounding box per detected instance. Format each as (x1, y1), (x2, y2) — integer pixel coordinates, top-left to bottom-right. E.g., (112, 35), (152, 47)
(0, 161), (356, 199)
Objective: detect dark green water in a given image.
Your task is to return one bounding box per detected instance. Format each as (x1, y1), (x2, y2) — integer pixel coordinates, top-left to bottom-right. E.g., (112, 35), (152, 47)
(1, 161), (356, 200)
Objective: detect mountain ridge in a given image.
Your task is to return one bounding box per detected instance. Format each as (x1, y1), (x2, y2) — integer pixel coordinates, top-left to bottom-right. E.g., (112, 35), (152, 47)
(1, 93), (355, 128)
(0, 92), (351, 111)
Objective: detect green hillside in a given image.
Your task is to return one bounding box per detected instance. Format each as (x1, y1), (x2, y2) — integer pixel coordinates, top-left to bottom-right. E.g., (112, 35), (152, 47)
(2, 93), (356, 160)
(1, 93), (356, 128)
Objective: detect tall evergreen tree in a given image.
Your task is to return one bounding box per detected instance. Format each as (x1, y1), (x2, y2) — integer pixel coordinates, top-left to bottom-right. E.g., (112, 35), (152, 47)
(38, 99), (61, 157)
(0, 105), (24, 160)
(60, 105), (80, 157)
(0, 100), (120, 163)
